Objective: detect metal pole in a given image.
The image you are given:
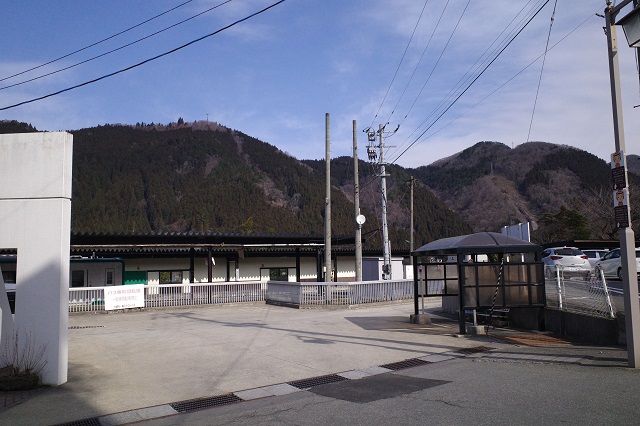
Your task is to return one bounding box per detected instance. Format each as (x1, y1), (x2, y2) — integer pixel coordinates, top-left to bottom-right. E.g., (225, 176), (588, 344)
(325, 113), (331, 282)
(379, 124), (391, 280)
(606, 1), (640, 368)
(353, 120), (363, 282)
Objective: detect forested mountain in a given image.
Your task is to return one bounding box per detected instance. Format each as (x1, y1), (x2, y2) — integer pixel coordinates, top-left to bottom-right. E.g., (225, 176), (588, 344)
(2, 119), (631, 246)
(0, 120), (470, 251)
(412, 141), (640, 244)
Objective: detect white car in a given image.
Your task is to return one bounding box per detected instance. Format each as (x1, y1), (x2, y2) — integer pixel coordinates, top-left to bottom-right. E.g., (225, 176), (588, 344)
(582, 249), (609, 271)
(542, 247), (591, 279)
(594, 248), (640, 280)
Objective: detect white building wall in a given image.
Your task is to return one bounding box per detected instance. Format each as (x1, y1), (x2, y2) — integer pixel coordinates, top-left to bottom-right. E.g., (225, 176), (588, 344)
(0, 132), (72, 386)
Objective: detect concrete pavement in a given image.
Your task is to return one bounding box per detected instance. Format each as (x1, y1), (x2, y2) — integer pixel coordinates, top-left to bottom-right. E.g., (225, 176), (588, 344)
(0, 300), (638, 425)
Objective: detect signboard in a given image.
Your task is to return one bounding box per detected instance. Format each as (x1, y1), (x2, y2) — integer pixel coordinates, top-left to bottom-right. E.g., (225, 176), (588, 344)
(611, 151), (628, 189)
(104, 284), (145, 310)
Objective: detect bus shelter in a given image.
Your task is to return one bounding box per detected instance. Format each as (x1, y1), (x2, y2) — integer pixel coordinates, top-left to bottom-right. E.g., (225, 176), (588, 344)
(412, 232), (545, 334)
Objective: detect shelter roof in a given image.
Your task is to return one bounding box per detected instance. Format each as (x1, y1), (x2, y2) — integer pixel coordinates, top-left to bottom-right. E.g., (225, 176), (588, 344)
(413, 232), (540, 255)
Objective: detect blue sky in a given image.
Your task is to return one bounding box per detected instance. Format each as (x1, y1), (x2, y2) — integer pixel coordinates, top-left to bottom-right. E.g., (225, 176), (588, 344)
(1, 0), (639, 168)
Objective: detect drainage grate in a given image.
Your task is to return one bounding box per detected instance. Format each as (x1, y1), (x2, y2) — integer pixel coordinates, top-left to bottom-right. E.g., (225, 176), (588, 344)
(56, 418), (101, 426)
(68, 325), (105, 329)
(288, 374), (348, 389)
(170, 393), (242, 413)
(380, 358), (431, 371)
(455, 346), (494, 354)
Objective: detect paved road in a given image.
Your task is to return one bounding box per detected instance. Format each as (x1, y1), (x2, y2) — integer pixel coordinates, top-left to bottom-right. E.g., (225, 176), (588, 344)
(0, 300), (638, 425)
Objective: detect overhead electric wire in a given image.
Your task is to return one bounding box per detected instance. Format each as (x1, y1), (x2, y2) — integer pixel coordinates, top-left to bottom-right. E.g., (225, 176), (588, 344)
(391, 0), (550, 165)
(526, 0), (558, 142)
(1, 0), (234, 91)
(0, 0), (286, 111)
(367, 0), (430, 130)
(401, 0), (544, 146)
(388, 0), (546, 161)
(386, 0), (470, 160)
(409, 7), (599, 153)
(382, 0), (449, 128)
(0, 0), (196, 83)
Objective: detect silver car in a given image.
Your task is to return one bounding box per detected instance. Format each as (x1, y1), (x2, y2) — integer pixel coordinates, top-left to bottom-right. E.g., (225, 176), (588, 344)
(594, 248), (640, 280)
(542, 247), (591, 279)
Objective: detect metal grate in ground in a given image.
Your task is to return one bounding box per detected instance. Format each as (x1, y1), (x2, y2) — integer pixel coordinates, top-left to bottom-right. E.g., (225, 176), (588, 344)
(170, 393), (242, 413)
(380, 358), (431, 371)
(455, 346), (494, 354)
(288, 374), (348, 389)
(56, 418), (101, 426)
(68, 325), (105, 329)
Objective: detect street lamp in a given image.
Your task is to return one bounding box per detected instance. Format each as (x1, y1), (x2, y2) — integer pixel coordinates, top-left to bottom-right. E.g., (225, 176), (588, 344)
(617, 5), (640, 47)
(605, 0), (640, 368)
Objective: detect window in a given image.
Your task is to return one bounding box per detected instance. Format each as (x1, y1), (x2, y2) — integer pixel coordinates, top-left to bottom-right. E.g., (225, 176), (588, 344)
(105, 268), (115, 286)
(269, 268), (289, 281)
(159, 271), (183, 284)
(1, 270), (16, 284)
(71, 270), (85, 287)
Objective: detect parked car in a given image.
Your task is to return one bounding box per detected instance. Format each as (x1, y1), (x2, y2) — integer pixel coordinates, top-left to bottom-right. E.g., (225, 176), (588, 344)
(594, 248), (640, 280)
(582, 249), (610, 271)
(542, 247), (591, 279)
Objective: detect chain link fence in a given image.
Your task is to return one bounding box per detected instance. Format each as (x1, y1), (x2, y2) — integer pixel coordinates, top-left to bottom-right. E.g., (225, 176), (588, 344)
(545, 266), (616, 319)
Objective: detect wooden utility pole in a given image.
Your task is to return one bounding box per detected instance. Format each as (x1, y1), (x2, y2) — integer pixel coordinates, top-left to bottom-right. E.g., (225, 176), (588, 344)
(409, 176), (415, 264)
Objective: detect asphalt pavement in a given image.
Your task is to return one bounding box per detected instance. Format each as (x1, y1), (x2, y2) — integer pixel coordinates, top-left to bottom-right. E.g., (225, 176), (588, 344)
(0, 300), (638, 426)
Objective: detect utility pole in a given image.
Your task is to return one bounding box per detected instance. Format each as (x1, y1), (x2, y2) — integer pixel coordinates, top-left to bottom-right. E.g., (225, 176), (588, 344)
(408, 176), (415, 265)
(324, 113), (332, 282)
(379, 124), (391, 280)
(353, 120), (363, 281)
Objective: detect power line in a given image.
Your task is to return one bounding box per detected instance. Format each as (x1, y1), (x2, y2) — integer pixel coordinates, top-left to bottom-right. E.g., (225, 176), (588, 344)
(0, 0), (286, 111)
(402, 8), (598, 153)
(382, 0), (450, 128)
(367, 0), (430, 130)
(526, 0), (558, 142)
(389, 0), (546, 162)
(0, 0), (196, 83)
(391, 0), (551, 165)
(398, 0), (544, 151)
(1, 0), (234, 91)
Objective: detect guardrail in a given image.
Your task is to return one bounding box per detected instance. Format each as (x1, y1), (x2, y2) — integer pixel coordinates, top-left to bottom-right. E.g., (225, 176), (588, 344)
(68, 281), (267, 313)
(266, 280), (414, 307)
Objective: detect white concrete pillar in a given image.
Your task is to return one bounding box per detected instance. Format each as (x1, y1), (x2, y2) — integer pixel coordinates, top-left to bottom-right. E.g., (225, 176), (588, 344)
(0, 132), (72, 385)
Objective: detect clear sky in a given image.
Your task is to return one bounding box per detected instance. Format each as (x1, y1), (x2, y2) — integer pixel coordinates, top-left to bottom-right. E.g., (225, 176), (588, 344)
(1, 0), (639, 168)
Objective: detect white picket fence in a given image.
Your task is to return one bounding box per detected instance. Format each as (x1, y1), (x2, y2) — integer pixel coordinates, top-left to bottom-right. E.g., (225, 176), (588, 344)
(266, 280), (413, 307)
(68, 280), (414, 312)
(68, 281), (267, 313)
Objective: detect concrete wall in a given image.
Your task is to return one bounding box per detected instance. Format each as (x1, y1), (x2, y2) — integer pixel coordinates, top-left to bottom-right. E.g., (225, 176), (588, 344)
(544, 308), (619, 346)
(0, 132), (72, 386)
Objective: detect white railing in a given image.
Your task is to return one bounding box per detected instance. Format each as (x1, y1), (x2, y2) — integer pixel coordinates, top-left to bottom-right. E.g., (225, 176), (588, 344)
(68, 281), (266, 313)
(69, 280), (414, 312)
(266, 280), (414, 307)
